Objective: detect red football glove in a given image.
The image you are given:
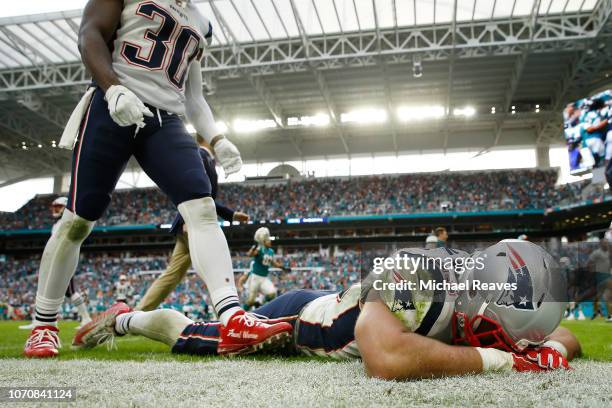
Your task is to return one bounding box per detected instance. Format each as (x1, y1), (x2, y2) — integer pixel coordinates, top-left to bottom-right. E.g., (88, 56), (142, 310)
(512, 347), (570, 372)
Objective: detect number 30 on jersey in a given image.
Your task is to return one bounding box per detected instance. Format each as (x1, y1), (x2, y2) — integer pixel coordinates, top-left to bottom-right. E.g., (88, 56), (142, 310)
(121, 2), (203, 89)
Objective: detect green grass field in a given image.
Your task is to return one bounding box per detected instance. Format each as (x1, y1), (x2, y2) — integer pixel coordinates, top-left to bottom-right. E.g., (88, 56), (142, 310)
(1, 320), (609, 362)
(0, 320), (610, 407)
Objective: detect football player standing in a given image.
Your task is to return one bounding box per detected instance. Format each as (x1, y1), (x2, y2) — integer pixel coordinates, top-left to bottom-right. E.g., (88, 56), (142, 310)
(24, 0), (291, 358)
(20, 197), (92, 330)
(239, 227), (290, 308)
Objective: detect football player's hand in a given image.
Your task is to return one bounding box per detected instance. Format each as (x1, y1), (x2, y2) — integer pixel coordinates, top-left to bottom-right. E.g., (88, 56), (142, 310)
(512, 347), (570, 372)
(233, 212), (249, 223)
(213, 137), (242, 176)
(105, 85), (153, 128)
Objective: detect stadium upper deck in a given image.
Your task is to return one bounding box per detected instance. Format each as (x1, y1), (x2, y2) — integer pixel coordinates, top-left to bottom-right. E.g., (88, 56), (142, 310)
(0, 168), (606, 230)
(0, 0), (610, 180)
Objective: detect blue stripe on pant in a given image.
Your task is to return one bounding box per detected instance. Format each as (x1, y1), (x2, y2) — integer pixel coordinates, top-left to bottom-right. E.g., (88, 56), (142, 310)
(67, 87), (211, 221)
(172, 289), (331, 356)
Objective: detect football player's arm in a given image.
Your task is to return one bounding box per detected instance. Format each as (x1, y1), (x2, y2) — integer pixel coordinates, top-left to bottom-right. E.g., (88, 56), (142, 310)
(271, 259), (290, 272)
(79, 0), (152, 127)
(185, 63), (242, 175)
(78, 0), (122, 91)
(215, 203), (235, 222)
(355, 299), (482, 380)
(184, 63), (220, 143)
(545, 326), (581, 360)
(587, 118), (608, 133)
(247, 246), (258, 257)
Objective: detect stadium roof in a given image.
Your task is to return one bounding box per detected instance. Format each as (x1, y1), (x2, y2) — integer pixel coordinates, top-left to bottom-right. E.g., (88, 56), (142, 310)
(0, 0), (611, 181)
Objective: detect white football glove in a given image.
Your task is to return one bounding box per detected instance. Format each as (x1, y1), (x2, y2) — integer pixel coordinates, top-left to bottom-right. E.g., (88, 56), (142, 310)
(213, 137), (242, 176)
(104, 85), (153, 128)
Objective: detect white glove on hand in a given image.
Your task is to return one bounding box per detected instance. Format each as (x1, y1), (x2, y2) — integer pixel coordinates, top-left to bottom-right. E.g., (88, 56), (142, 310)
(104, 85), (153, 128)
(213, 137), (242, 176)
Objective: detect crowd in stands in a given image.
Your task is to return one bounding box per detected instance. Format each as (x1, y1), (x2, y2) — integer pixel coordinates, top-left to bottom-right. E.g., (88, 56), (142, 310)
(1, 240), (606, 321)
(0, 169), (606, 230)
(0, 248), (361, 321)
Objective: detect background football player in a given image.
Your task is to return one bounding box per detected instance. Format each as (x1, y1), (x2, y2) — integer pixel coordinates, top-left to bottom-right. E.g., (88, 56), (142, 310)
(74, 240), (580, 377)
(114, 275), (134, 305)
(24, 0), (291, 358)
(238, 227), (290, 308)
(20, 197), (92, 331)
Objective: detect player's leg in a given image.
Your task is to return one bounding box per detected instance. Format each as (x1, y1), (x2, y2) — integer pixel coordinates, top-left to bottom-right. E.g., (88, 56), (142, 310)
(26, 88), (134, 358)
(73, 303), (177, 349)
(260, 277), (278, 302)
(133, 116), (292, 354)
(173, 289), (327, 357)
(245, 274), (262, 308)
(133, 118), (241, 324)
(116, 309), (193, 346)
(65, 277), (92, 327)
(136, 234), (192, 311)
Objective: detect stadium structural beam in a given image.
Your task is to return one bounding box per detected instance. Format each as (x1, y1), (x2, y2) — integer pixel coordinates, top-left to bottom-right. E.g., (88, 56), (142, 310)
(443, 0), (459, 152)
(0, 111), (64, 174)
(247, 75), (302, 157)
(289, 0), (349, 155)
(493, 0), (541, 147)
(1, 6), (609, 93)
(15, 92), (69, 129)
(208, 1), (301, 157)
(446, 0), (458, 117)
(0, 172), (45, 189)
(372, 0), (398, 153)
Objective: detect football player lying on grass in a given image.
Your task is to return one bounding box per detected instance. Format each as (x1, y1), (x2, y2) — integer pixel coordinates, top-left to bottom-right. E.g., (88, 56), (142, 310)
(74, 240), (580, 379)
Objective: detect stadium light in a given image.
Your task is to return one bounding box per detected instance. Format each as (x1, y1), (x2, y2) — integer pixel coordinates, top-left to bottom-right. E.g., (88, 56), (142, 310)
(216, 121), (229, 134)
(397, 106), (445, 121)
(233, 119), (278, 133)
(341, 108), (388, 124)
(288, 114), (330, 127)
(186, 122), (230, 135)
(453, 106), (476, 118)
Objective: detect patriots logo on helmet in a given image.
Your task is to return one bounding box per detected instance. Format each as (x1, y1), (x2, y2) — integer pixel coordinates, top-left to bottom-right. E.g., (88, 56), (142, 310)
(495, 245), (537, 310)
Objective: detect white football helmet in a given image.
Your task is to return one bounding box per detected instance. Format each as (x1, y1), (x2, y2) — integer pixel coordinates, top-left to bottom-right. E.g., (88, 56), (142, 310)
(453, 240), (567, 352)
(254, 227), (271, 245)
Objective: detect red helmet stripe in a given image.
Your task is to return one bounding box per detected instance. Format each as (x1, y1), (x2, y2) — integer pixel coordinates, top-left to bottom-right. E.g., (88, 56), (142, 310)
(507, 244), (526, 267)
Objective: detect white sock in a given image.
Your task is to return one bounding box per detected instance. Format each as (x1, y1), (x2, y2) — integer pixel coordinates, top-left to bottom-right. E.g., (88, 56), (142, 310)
(116, 310), (192, 346)
(178, 197), (241, 325)
(70, 292), (91, 322)
(34, 210), (94, 327)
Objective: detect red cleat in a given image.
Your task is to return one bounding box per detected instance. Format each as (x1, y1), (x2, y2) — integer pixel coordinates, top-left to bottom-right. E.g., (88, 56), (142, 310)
(23, 325), (61, 358)
(217, 310), (293, 356)
(72, 302), (131, 349)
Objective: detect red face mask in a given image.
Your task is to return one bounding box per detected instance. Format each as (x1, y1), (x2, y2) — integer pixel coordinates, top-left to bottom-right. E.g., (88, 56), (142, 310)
(452, 311), (520, 352)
